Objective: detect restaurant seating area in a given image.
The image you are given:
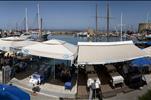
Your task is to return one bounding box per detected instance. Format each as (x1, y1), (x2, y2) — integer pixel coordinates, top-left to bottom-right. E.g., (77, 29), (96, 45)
(55, 64), (71, 83)
(77, 62), (150, 99)
(0, 38), (151, 99)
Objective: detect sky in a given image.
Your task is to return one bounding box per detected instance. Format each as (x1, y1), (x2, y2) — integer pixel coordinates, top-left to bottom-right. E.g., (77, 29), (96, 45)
(0, 1), (151, 31)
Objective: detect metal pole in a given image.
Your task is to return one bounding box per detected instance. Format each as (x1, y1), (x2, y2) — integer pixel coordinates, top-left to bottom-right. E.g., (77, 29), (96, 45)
(40, 18), (42, 36)
(25, 8), (28, 33)
(54, 59), (55, 80)
(146, 12), (150, 29)
(96, 3), (98, 34)
(107, 2), (109, 42)
(37, 4), (41, 34)
(120, 12), (123, 41)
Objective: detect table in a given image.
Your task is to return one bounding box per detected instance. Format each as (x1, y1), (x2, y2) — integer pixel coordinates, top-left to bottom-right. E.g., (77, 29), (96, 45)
(109, 72), (124, 87)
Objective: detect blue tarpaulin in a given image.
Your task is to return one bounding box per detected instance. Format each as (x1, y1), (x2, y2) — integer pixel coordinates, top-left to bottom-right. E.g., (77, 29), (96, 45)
(0, 84), (30, 100)
(135, 41), (151, 46)
(131, 57), (151, 67)
(145, 41), (151, 45)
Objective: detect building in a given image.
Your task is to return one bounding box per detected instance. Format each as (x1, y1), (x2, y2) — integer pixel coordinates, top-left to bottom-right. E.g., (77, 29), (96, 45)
(138, 23), (151, 33)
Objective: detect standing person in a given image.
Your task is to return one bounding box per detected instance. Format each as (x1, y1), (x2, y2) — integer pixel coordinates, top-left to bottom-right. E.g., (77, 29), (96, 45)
(32, 84), (40, 96)
(32, 84), (37, 96)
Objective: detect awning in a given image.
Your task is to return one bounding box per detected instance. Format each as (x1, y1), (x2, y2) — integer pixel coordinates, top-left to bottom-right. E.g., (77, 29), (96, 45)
(77, 41), (147, 65)
(143, 46), (151, 57)
(0, 37), (39, 51)
(22, 39), (77, 61)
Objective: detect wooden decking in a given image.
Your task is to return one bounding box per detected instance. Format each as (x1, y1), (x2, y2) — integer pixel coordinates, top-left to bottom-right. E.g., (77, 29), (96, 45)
(77, 69), (89, 99)
(95, 65), (134, 98)
(77, 66), (134, 99)
(100, 84), (134, 98)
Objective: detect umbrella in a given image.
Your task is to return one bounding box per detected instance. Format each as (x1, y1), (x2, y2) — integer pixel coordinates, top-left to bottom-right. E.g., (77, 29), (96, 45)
(0, 84), (30, 100)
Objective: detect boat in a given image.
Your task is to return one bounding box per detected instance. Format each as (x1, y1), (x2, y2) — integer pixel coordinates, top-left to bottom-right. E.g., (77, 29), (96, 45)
(20, 33), (32, 40)
(76, 32), (89, 37)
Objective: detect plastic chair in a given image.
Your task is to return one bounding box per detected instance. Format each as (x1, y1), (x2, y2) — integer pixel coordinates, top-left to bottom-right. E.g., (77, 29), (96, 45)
(64, 82), (72, 90)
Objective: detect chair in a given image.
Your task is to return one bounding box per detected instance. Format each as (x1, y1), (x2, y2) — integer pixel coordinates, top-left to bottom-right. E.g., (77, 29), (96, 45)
(64, 82), (72, 90)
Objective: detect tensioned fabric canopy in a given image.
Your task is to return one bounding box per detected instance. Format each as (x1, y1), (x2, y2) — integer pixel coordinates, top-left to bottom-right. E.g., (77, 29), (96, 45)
(77, 41), (147, 65)
(22, 39), (77, 61)
(143, 46), (151, 57)
(0, 37), (39, 51)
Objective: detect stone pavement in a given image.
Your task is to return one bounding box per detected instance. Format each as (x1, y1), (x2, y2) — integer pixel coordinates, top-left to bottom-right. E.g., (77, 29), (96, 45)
(1, 71), (151, 100)
(11, 78), (77, 99)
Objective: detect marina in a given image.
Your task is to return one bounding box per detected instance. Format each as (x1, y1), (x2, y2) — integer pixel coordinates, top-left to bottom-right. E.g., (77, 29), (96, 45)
(0, 1), (151, 100)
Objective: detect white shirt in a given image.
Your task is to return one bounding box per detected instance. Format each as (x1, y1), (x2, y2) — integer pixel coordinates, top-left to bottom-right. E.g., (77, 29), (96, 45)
(87, 78), (94, 87)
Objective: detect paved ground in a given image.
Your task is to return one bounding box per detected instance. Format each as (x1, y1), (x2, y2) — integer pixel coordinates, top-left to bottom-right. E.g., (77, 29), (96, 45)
(1, 71), (151, 100)
(26, 90), (60, 100)
(23, 81), (151, 100)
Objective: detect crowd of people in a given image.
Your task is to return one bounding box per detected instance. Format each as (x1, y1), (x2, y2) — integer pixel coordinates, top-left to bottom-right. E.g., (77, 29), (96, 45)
(55, 63), (72, 82)
(0, 51), (30, 78)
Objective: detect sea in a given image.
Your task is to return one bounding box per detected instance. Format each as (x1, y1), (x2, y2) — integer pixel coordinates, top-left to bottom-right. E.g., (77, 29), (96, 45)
(46, 34), (132, 45)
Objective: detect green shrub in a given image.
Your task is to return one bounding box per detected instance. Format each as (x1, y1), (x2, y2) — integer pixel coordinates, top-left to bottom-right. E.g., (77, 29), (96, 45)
(139, 90), (151, 100)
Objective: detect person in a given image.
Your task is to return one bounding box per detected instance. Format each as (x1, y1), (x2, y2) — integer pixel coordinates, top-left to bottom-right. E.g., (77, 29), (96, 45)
(87, 78), (94, 88)
(95, 78), (101, 89)
(32, 84), (37, 95)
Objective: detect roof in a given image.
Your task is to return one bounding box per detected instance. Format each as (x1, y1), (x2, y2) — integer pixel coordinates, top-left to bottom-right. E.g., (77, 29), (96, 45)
(0, 38), (39, 51)
(22, 39), (77, 60)
(143, 46), (151, 57)
(77, 41), (147, 65)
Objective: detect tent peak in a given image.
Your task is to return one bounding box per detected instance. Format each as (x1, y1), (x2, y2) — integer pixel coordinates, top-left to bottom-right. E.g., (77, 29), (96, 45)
(43, 39), (66, 45)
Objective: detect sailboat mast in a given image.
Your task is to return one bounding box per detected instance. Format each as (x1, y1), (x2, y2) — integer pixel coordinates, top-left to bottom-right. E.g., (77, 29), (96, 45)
(37, 4), (40, 33)
(25, 8), (28, 33)
(96, 3), (98, 34)
(120, 12), (123, 41)
(106, 2), (109, 41)
(146, 12), (149, 29)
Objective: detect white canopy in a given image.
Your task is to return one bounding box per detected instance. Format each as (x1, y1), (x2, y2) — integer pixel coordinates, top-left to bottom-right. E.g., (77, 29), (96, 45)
(0, 37), (39, 51)
(22, 39), (77, 61)
(1, 37), (26, 41)
(143, 46), (151, 57)
(77, 41), (147, 65)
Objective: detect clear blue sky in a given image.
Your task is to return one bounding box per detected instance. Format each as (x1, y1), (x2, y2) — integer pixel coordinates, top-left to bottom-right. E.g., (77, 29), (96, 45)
(0, 1), (151, 31)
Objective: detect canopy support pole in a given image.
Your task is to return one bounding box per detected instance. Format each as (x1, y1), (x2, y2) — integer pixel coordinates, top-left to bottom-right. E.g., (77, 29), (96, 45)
(53, 58), (55, 80)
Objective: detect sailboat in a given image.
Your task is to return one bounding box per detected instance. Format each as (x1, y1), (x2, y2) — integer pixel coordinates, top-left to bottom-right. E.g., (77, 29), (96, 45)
(32, 4), (43, 41)
(20, 4), (42, 41)
(20, 8), (32, 40)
